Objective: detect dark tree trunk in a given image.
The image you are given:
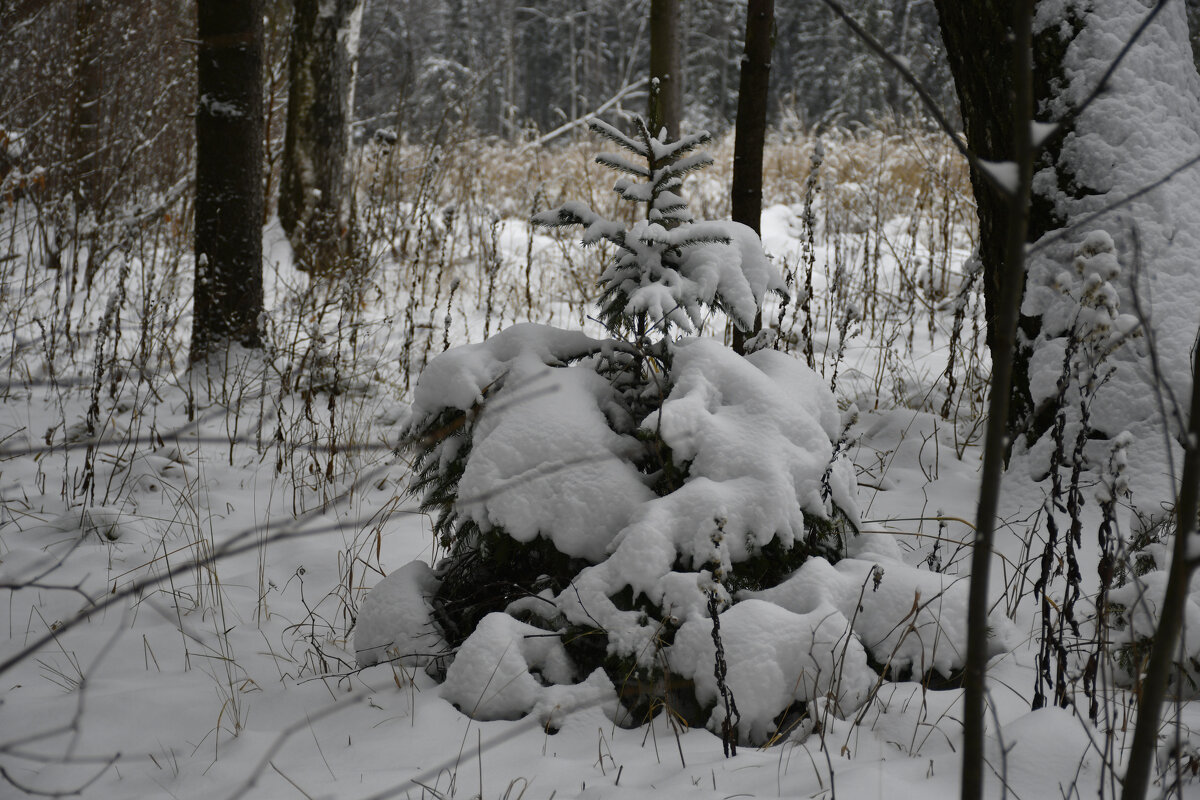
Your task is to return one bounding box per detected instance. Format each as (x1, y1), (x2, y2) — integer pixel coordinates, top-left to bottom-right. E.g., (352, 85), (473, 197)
(648, 0), (682, 141)
(933, 0), (1078, 442)
(191, 0), (264, 362)
(730, 0), (773, 354)
(278, 0), (361, 276)
(71, 0), (102, 215)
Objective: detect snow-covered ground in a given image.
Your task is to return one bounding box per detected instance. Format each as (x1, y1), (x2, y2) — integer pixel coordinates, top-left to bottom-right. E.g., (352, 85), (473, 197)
(1, 130), (1195, 800)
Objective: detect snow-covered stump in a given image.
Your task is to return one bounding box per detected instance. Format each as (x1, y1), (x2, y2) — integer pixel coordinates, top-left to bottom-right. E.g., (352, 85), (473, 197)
(357, 119), (1014, 747)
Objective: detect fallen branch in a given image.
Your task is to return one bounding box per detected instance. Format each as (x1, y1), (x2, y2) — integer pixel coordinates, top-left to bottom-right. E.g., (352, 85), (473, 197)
(518, 78), (648, 152)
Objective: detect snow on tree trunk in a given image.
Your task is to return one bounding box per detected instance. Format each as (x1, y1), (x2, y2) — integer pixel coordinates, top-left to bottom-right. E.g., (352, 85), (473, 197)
(940, 0), (1200, 513)
(1019, 0), (1200, 512)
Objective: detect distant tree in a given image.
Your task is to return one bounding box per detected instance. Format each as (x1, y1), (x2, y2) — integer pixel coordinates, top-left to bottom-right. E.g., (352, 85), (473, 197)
(71, 0), (102, 216)
(648, 0), (682, 139)
(191, 0), (264, 361)
(730, 0), (774, 354)
(278, 0), (363, 276)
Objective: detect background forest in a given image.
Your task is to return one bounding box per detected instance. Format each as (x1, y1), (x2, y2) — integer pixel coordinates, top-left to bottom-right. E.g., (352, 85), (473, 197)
(2, 2), (1200, 800)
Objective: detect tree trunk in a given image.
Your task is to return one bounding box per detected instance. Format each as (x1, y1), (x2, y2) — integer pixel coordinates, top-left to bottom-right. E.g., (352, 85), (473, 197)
(191, 0), (264, 362)
(936, 4), (1200, 797)
(71, 0), (102, 216)
(278, 0), (362, 277)
(938, 0), (1198, 489)
(648, 0), (682, 140)
(933, 0), (1075, 442)
(730, 0), (773, 354)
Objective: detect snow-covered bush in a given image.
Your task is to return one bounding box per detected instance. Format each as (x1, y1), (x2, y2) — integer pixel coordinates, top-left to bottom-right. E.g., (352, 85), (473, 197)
(362, 119), (868, 744)
(1107, 513), (1200, 697)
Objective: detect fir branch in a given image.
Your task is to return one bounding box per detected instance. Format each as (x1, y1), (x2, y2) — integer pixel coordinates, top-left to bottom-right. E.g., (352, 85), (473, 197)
(533, 202), (629, 253)
(613, 178), (655, 203)
(587, 118), (648, 158)
(533, 201), (608, 229)
(652, 130), (713, 161)
(668, 233), (732, 249)
(596, 153), (652, 178)
(662, 152), (715, 177)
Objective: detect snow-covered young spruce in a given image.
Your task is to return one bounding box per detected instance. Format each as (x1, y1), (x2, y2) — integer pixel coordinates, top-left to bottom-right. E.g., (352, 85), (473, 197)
(359, 119), (868, 744)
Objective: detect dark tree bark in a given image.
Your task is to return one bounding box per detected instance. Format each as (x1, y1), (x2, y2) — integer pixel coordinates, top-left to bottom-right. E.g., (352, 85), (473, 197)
(191, 0), (264, 362)
(730, 0), (773, 355)
(648, 0), (682, 141)
(934, 0), (1079, 442)
(71, 0), (102, 215)
(956, 4), (1034, 796)
(278, 0), (361, 276)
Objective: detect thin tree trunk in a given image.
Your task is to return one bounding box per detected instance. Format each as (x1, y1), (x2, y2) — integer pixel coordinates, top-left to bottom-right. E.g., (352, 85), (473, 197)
(191, 0), (264, 362)
(960, 7), (1033, 798)
(1121, 348), (1200, 800)
(71, 0), (102, 216)
(730, 0), (773, 354)
(648, 0), (681, 140)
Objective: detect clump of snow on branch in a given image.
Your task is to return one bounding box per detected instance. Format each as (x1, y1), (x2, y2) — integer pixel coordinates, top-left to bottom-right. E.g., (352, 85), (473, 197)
(555, 339), (857, 659)
(440, 612), (618, 724)
(454, 349), (655, 562)
(747, 556), (1017, 677)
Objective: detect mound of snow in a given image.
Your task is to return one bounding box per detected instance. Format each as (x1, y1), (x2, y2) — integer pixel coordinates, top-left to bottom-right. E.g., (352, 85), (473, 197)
(747, 556), (1016, 676)
(440, 612), (617, 726)
(670, 599), (874, 744)
(355, 561), (447, 668)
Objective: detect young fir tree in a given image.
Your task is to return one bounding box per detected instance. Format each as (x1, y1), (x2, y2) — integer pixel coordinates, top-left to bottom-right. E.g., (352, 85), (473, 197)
(381, 118), (864, 742)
